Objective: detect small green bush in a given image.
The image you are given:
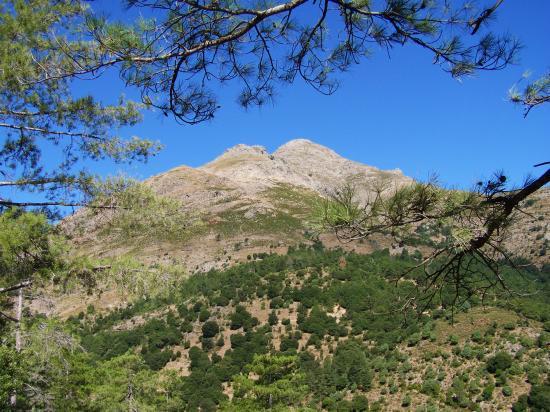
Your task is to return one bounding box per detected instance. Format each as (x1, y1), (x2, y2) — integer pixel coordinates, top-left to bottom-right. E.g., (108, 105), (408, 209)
(202, 321), (220, 338)
(486, 352), (513, 374)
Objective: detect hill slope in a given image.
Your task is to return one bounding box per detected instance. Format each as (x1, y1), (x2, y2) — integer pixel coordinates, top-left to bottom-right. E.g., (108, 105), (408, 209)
(65, 247), (550, 411)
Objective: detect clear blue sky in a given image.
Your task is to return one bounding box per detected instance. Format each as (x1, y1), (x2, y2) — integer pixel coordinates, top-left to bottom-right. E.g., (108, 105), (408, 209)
(46, 1), (550, 190)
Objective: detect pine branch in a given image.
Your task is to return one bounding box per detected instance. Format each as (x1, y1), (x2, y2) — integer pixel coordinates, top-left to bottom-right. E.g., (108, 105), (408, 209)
(0, 123), (104, 140)
(0, 280), (32, 294)
(0, 200), (122, 209)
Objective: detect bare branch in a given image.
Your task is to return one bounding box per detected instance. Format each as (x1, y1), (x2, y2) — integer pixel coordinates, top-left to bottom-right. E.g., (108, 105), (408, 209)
(0, 280), (33, 294)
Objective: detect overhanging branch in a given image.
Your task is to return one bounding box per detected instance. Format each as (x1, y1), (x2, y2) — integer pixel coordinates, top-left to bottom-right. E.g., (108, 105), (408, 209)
(0, 280), (32, 294)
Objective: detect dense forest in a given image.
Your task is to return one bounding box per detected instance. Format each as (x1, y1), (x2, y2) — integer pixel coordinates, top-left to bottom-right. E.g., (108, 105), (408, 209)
(3, 243), (549, 410)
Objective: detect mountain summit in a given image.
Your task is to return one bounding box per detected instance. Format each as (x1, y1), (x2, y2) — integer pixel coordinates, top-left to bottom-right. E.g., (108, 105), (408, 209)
(199, 139), (410, 198)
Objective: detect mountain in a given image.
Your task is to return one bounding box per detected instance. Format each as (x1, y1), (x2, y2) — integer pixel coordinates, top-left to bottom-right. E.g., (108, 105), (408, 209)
(60, 138), (550, 285)
(65, 139), (415, 271)
(27, 140), (550, 411)
(65, 138), (548, 274)
(198, 139), (409, 198)
(147, 138), (410, 213)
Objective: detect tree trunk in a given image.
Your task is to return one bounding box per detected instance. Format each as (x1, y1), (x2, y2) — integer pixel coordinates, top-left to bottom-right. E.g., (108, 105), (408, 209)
(9, 287), (24, 407)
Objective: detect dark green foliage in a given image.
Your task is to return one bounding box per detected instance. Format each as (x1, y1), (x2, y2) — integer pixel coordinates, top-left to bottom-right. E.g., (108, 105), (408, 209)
(81, 329), (143, 360)
(213, 295), (230, 307)
(351, 394), (369, 411)
(202, 321), (220, 338)
(407, 332), (421, 346)
(300, 305), (343, 337)
(421, 379), (441, 397)
(189, 346), (211, 370)
(230, 305), (258, 331)
(144, 318), (181, 349)
(280, 336), (299, 353)
(228, 354), (307, 410)
(199, 309), (211, 322)
(80, 316), (180, 368)
(270, 296), (285, 309)
(330, 340), (373, 391)
(486, 352), (513, 374)
(512, 394), (529, 412)
(528, 383), (550, 411)
(482, 384), (495, 401)
(141, 348), (172, 370)
(181, 369), (226, 410)
(201, 337), (214, 351)
(225, 327), (270, 373)
(268, 310), (278, 326)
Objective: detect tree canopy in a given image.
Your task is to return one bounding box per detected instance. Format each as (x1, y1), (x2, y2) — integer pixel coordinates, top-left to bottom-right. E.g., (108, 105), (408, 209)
(0, 0), (160, 209)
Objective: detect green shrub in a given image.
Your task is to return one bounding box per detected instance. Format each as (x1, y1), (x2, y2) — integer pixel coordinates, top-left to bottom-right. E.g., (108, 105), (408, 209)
(421, 379), (440, 397)
(448, 334), (459, 345)
(199, 309), (211, 322)
(471, 330), (483, 343)
(351, 395), (369, 411)
(538, 331), (550, 347)
(482, 384), (494, 400)
(529, 383), (550, 411)
(279, 336), (299, 353)
(202, 321), (220, 338)
(230, 305), (258, 331)
(268, 311), (278, 326)
(512, 394), (529, 412)
(142, 349), (173, 370)
(503, 322), (516, 330)
(408, 332), (422, 346)
(486, 352), (513, 374)
(201, 338), (214, 351)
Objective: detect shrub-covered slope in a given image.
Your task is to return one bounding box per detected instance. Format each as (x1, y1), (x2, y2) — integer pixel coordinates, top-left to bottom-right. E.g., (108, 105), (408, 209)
(48, 246), (550, 411)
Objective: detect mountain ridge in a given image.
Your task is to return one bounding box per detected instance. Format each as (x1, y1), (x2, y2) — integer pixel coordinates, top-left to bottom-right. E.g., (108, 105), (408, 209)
(65, 138), (548, 274)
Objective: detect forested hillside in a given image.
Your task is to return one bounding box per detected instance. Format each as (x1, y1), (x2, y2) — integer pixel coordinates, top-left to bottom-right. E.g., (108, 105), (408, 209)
(11, 245), (549, 410)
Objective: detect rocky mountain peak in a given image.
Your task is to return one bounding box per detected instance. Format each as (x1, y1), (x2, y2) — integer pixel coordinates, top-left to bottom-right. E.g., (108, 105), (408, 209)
(274, 138), (342, 161)
(195, 139), (412, 197)
(201, 143), (269, 169)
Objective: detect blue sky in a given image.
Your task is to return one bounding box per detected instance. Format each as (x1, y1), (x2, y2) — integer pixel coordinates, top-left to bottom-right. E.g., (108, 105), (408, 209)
(9, 1), (550, 198)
